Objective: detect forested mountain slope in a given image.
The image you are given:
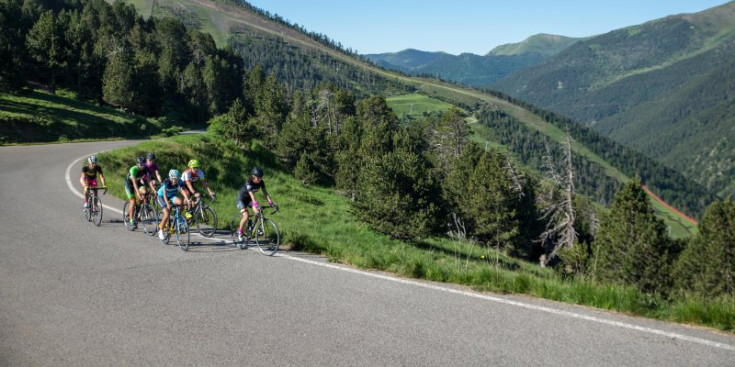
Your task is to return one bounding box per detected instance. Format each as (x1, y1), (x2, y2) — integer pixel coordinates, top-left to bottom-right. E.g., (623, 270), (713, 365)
(111, 0), (720, 218)
(492, 1), (735, 198)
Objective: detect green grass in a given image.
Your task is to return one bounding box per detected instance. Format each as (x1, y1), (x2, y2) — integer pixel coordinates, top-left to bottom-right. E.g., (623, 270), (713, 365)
(649, 195), (699, 238)
(386, 93), (457, 120)
(0, 89), (174, 144)
(97, 133), (734, 333)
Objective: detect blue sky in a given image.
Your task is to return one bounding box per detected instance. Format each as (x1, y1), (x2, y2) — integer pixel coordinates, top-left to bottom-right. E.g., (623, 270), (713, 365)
(245, 0), (731, 55)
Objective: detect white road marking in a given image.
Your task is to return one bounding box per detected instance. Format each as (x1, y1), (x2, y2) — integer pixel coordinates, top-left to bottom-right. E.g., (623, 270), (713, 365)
(66, 152), (735, 352)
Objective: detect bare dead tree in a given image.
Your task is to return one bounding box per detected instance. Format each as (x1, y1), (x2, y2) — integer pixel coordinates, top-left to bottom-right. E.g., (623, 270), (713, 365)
(537, 129), (577, 266)
(505, 159), (524, 197)
(446, 212), (468, 241)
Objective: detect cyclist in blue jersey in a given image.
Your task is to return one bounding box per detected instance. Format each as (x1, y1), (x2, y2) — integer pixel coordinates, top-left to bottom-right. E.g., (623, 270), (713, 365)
(157, 169), (189, 240)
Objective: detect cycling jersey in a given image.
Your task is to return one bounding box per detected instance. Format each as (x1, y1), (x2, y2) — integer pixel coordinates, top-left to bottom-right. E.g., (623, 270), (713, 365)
(236, 178), (267, 209)
(144, 162), (159, 182)
(82, 165), (103, 180)
(126, 165), (148, 184)
(157, 178), (183, 199)
(181, 168), (205, 183)
(125, 165), (148, 199)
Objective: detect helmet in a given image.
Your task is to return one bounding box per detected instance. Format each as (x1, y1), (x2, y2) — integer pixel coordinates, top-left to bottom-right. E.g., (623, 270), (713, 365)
(251, 166), (264, 178)
(188, 159), (201, 168)
(168, 169), (180, 179)
(88, 155), (97, 164)
(136, 156), (145, 166)
(146, 152), (156, 160)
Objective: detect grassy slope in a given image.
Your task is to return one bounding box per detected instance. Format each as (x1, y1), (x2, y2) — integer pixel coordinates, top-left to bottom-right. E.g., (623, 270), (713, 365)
(0, 90), (168, 144)
(97, 133), (732, 332)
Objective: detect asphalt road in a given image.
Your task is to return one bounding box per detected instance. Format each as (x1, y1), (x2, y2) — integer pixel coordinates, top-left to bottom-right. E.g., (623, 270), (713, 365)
(1, 141), (734, 366)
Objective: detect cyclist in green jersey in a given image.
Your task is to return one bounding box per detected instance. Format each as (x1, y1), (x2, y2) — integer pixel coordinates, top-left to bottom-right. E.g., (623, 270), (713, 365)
(125, 156), (149, 229)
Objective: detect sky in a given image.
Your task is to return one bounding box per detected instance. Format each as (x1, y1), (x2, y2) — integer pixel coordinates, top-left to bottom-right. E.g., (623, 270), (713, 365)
(245, 0), (731, 55)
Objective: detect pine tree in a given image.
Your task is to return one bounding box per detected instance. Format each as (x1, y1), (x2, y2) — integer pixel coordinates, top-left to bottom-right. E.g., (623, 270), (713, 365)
(26, 10), (66, 93)
(102, 46), (135, 109)
(463, 148), (520, 251)
(353, 129), (440, 240)
(674, 199), (735, 297)
(592, 178), (674, 293)
(0, 0), (28, 91)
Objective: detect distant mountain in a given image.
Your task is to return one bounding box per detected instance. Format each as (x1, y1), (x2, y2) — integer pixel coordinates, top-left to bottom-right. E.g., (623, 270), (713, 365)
(492, 1), (735, 198)
(488, 33), (585, 57)
(364, 34), (582, 87)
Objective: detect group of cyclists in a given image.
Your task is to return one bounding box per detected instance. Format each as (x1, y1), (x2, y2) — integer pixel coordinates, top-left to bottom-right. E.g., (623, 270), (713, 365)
(79, 153), (276, 243)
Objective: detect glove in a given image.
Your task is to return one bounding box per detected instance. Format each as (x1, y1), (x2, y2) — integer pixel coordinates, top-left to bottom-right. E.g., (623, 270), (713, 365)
(268, 199), (273, 206)
(252, 201), (259, 208)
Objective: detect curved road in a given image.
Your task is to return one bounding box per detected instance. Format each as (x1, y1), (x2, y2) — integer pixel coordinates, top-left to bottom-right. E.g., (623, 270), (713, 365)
(1, 141), (734, 366)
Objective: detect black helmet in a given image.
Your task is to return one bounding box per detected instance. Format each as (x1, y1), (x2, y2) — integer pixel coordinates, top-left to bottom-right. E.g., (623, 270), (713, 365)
(251, 166), (264, 178)
(146, 152), (156, 160)
(136, 156), (145, 166)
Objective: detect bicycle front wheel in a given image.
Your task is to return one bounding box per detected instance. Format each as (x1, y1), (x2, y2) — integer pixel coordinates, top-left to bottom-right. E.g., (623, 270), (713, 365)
(91, 196), (103, 226)
(140, 204), (159, 236)
(84, 197), (93, 222)
(254, 219), (280, 256)
(176, 217), (190, 251)
(195, 206), (217, 237)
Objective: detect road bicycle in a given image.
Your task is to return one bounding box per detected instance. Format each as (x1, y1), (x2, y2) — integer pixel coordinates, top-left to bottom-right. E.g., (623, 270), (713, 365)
(160, 205), (190, 251)
(229, 205), (280, 256)
(186, 196), (217, 237)
(123, 191), (159, 235)
(82, 186), (106, 226)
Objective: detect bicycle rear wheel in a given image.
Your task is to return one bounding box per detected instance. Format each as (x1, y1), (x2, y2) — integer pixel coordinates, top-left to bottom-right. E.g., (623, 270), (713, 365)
(254, 219), (280, 256)
(90, 196), (103, 226)
(140, 204), (158, 236)
(176, 216), (190, 251)
(195, 206), (217, 237)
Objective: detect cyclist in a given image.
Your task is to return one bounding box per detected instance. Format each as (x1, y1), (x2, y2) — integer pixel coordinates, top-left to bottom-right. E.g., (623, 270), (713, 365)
(79, 155), (107, 208)
(235, 166), (276, 241)
(125, 156), (149, 229)
(144, 152), (162, 192)
(157, 169), (189, 241)
(181, 159), (215, 217)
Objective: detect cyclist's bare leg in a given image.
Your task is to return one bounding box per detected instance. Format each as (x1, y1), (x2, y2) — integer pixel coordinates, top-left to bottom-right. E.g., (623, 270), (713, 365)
(238, 209), (250, 233)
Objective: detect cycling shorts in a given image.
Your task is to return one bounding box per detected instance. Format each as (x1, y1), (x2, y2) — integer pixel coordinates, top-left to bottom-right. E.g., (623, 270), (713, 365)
(84, 178), (98, 188)
(236, 199), (255, 212)
(124, 181), (145, 199)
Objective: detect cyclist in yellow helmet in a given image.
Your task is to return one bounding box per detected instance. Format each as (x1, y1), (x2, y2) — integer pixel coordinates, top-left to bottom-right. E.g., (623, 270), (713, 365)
(181, 159), (215, 214)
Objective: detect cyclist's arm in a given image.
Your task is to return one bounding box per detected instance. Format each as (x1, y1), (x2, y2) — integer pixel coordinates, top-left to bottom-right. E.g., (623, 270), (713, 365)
(262, 189), (273, 205)
(184, 179), (196, 196)
(99, 173), (106, 187)
(155, 169), (162, 183)
(201, 178), (215, 197)
(79, 172), (87, 187)
(162, 188), (171, 209)
(248, 191), (260, 212)
(130, 167), (142, 199)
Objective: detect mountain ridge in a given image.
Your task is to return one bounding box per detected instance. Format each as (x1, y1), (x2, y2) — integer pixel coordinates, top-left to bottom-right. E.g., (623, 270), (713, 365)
(364, 33), (583, 86)
(491, 1), (735, 197)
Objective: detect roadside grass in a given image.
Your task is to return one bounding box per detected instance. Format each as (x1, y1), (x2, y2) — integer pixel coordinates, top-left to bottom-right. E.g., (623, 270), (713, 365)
(96, 133), (734, 332)
(0, 89), (177, 144)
